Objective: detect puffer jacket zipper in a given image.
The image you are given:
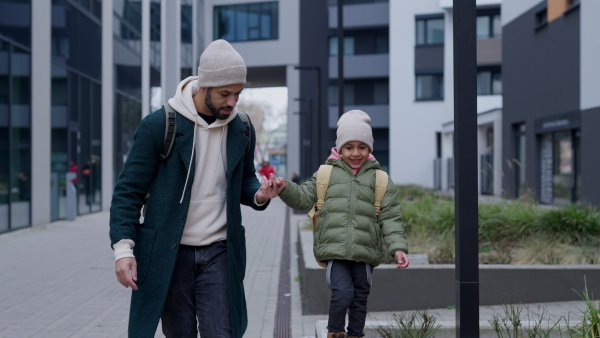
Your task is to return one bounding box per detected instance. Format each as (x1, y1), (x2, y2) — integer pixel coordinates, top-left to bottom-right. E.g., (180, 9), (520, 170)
(347, 176), (357, 255)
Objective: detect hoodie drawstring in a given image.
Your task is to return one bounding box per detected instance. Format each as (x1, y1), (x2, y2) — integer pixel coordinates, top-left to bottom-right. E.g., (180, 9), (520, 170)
(180, 121), (198, 203)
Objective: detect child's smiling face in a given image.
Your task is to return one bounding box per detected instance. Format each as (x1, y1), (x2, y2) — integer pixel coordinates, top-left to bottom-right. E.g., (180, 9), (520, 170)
(340, 141), (370, 170)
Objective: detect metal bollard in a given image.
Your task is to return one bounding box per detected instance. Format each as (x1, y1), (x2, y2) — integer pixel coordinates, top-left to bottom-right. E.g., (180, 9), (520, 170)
(66, 172), (77, 220)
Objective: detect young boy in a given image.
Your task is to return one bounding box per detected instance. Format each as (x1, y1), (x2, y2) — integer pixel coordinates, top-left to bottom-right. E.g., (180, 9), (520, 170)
(270, 110), (409, 338)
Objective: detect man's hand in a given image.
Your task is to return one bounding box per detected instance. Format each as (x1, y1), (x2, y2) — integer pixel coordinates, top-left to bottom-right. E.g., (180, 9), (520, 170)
(256, 174), (286, 203)
(394, 251), (409, 269)
(115, 257), (138, 290)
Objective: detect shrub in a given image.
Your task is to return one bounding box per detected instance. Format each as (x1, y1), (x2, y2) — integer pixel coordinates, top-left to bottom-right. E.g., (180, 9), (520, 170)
(395, 185), (600, 265)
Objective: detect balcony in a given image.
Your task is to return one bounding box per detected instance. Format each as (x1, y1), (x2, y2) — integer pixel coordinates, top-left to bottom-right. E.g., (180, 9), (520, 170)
(329, 54), (389, 79)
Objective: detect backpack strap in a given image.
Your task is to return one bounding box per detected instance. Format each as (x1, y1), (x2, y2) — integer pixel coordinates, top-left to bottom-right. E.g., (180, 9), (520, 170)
(308, 164), (334, 269)
(374, 169), (389, 215)
(237, 111), (252, 157)
(159, 103), (177, 162)
(307, 165), (334, 224)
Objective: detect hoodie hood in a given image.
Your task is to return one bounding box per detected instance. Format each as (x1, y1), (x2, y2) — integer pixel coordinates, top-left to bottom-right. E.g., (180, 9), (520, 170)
(168, 76), (238, 128)
(167, 76), (238, 203)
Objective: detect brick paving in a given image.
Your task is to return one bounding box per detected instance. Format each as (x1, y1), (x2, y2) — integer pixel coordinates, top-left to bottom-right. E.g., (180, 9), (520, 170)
(0, 198), (590, 338)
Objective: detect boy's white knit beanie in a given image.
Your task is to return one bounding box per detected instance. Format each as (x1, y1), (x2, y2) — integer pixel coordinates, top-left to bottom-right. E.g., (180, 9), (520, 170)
(197, 39), (246, 87)
(335, 110), (374, 151)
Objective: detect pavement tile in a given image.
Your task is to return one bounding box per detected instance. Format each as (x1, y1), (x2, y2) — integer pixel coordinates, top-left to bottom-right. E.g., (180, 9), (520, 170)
(0, 198), (592, 337)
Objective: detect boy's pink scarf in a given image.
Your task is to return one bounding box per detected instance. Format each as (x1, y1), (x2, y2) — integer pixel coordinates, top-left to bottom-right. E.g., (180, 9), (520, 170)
(328, 147), (375, 175)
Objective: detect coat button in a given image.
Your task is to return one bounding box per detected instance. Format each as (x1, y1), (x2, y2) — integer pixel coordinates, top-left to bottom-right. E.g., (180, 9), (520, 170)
(181, 214), (185, 220)
(172, 243), (177, 249)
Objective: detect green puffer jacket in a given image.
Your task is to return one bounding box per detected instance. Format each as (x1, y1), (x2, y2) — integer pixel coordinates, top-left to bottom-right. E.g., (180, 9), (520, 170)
(279, 158), (408, 267)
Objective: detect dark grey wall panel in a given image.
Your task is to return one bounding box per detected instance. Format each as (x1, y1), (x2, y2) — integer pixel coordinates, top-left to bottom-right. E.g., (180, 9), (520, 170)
(299, 0), (329, 179)
(581, 106), (600, 205)
(414, 45), (444, 71)
(501, 5), (580, 199)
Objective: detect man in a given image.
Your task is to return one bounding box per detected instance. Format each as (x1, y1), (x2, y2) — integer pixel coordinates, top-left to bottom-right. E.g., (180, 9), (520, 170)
(110, 40), (278, 338)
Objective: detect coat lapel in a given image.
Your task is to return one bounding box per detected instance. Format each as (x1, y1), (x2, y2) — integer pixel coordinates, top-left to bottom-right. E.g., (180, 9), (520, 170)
(226, 116), (249, 177)
(176, 116), (195, 171)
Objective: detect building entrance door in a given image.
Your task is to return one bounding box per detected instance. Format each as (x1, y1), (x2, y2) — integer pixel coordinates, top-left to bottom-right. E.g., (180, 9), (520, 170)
(541, 130), (580, 205)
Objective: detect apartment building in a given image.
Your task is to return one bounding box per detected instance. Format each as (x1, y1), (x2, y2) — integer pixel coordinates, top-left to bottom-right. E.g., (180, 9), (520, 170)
(328, 0), (391, 171)
(390, 0), (503, 195)
(501, 0), (600, 205)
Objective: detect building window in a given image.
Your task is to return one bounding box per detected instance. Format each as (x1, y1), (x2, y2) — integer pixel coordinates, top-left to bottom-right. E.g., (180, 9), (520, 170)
(415, 73), (443, 101)
(328, 79), (388, 106)
(113, 0), (142, 54)
(328, 0), (389, 5)
(416, 15), (444, 46)
(214, 2), (279, 42)
(181, 3), (192, 44)
(535, 6), (548, 29)
(181, 1), (193, 79)
(476, 9), (501, 39)
(477, 66), (502, 95)
(329, 36), (354, 56)
(514, 123), (527, 198)
(329, 28), (388, 56)
(0, 39), (32, 233)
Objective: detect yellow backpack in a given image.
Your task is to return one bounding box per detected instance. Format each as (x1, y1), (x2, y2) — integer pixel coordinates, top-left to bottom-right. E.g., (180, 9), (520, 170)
(307, 164), (389, 268)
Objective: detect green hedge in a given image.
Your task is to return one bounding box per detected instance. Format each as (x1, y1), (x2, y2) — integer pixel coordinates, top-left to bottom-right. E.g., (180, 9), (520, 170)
(390, 185), (600, 264)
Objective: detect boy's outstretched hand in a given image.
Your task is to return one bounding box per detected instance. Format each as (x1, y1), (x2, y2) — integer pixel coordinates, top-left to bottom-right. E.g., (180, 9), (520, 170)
(394, 251), (409, 269)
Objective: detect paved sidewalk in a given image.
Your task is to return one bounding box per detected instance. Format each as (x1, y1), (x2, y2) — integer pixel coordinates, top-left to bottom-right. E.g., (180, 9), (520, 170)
(0, 199), (591, 338)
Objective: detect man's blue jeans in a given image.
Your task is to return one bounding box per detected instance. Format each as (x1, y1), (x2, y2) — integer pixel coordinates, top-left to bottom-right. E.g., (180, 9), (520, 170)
(161, 241), (231, 337)
(326, 260), (373, 337)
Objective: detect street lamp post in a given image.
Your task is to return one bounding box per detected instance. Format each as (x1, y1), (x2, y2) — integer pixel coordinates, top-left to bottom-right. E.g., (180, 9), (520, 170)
(294, 66), (323, 171)
(337, 0), (344, 118)
(294, 97), (312, 179)
(453, 0), (479, 336)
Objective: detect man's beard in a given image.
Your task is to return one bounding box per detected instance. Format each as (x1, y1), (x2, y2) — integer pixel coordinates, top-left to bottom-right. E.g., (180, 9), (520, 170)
(205, 88), (232, 120)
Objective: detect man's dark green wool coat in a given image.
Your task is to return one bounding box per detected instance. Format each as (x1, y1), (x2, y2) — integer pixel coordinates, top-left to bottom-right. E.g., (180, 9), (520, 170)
(109, 108), (268, 338)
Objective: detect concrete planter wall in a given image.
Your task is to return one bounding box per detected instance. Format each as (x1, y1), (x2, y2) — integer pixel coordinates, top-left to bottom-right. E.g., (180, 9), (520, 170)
(297, 227), (600, 315)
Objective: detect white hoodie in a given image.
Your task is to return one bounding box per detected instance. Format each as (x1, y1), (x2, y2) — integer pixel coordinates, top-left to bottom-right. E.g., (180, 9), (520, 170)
(112, 77), (243, 261)
(167, 76), (237, 246)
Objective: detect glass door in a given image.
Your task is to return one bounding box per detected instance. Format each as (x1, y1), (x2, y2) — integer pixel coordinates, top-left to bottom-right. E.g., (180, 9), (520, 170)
(552, 130), (580, 205)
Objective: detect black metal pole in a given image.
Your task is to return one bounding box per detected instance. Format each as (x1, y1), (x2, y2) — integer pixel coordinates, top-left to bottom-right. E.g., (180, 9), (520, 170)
(453, 0), (479, 337)
(294, 97), (312, 179)
(337, 0), (344, 117)
(294, 66), (324, 170)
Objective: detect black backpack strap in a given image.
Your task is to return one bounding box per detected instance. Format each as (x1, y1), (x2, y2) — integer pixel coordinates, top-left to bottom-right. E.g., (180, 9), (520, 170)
(159, 103), (177, 161)
(237, 112), (253, 157)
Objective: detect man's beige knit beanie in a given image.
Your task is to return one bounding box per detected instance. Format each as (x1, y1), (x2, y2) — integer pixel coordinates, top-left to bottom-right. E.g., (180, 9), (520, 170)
(335, 110), (374, 151)
(197, 39), (246, 87)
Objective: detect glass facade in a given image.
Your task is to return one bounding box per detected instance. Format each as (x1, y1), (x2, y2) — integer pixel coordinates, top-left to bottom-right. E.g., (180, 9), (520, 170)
(149, 0), (161, 114)
(0, 0), (32, 233)
(113, 0), (143, 179)
(181, 0), (193, 79)
(51, 0), (102, 220)
(214, 2), (279, 42)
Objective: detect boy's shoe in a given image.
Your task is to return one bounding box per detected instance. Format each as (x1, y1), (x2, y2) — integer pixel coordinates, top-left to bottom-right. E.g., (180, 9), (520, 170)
(327, 332), (347, 338)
